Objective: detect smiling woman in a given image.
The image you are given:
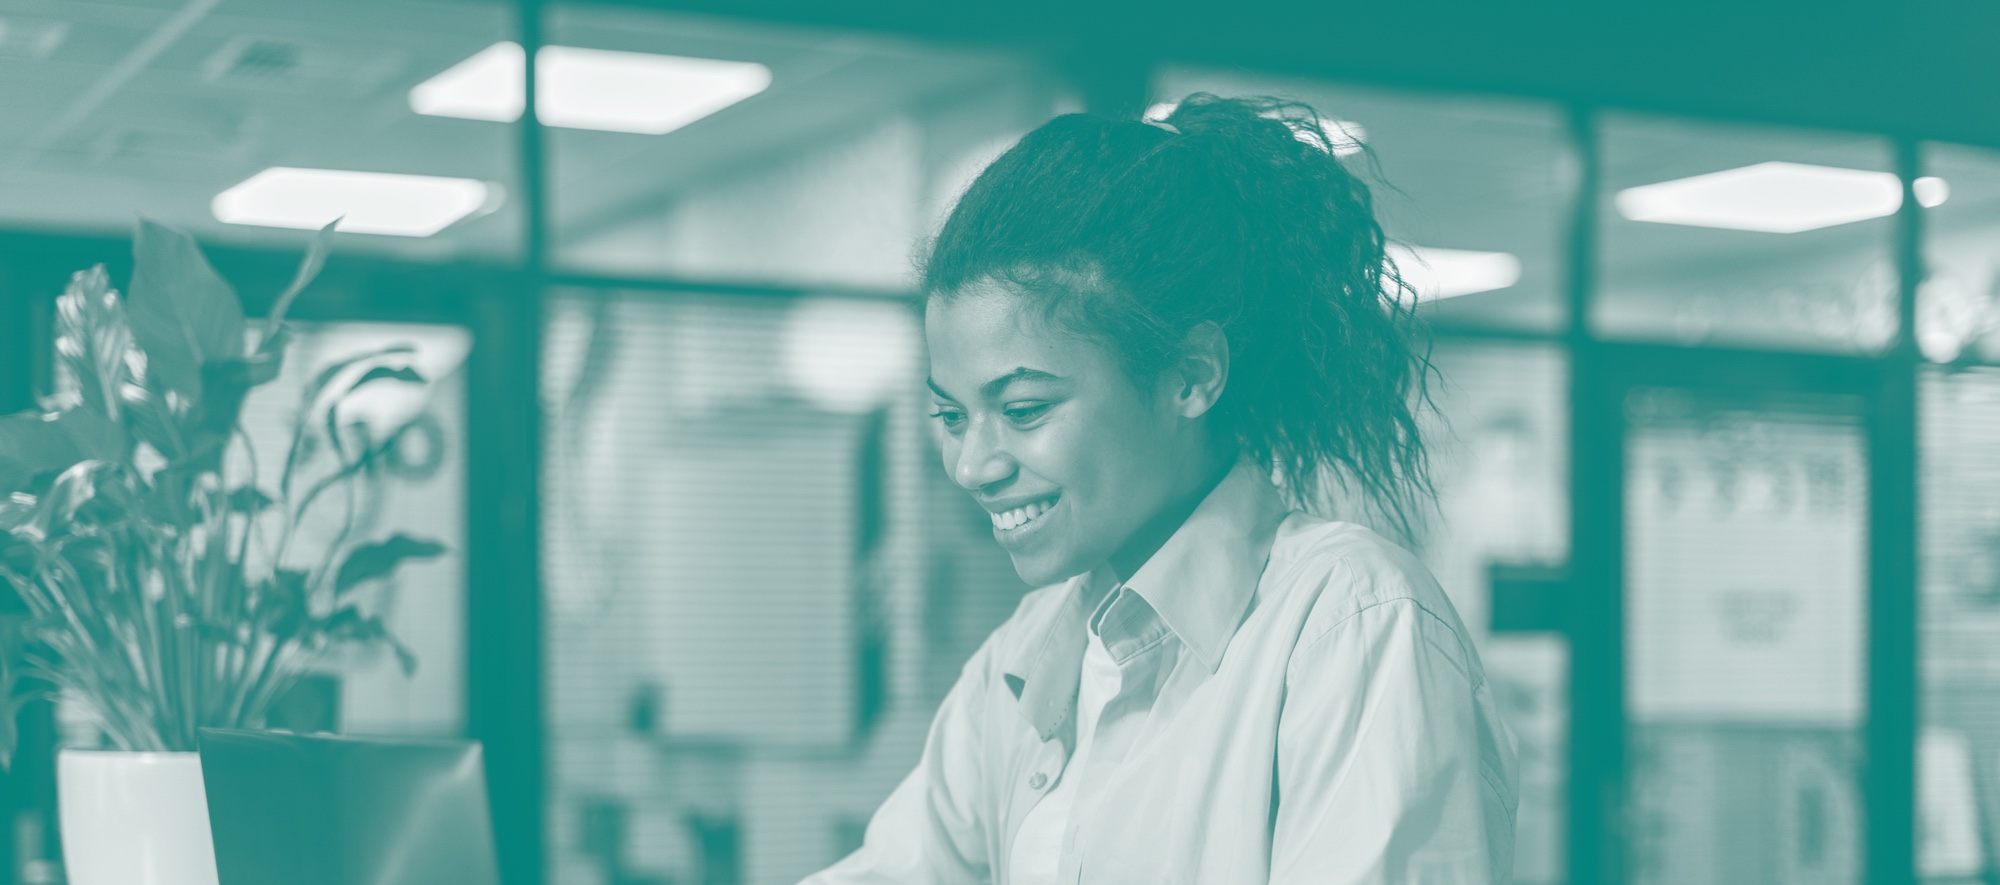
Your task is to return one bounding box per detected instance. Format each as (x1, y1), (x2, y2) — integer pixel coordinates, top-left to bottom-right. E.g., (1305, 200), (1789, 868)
(925, 281), (1232, 587)
(805, 94), (1518, 885)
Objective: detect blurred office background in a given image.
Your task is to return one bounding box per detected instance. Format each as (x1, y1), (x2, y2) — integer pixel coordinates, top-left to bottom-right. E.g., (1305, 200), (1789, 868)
(1, 1), (1998, 884)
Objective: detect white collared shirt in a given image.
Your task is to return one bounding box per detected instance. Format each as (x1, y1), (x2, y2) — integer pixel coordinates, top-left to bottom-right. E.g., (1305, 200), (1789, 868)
(1007, 623), (1118, 884)
(803, 461), (1519, 884)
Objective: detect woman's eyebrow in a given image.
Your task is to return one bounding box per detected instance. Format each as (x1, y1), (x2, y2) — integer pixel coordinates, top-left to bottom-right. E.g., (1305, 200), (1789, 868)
(926, 367), (1062, 401)
(981, 367), (1061, 398)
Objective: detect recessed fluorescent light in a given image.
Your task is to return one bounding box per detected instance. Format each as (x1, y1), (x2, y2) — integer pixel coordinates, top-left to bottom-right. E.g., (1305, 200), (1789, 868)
(1388, 244), (1523, 301)
(410, 41), (771, 135)
(1143, 100), (1365, 156)
(409, 42), (521, 122)
(212, 167), (494, 237)
(1616, 161), (1949, 234)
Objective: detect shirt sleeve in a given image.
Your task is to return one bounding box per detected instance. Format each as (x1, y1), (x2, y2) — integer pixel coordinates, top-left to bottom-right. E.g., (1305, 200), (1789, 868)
(1270, 595), (1518, 885)
(800, 640), (996, 885)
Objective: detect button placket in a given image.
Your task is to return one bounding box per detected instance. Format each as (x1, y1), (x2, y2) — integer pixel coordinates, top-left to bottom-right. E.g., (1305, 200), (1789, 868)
(1031, 737), (1065, 792)
(1014, 737), (1066, 815)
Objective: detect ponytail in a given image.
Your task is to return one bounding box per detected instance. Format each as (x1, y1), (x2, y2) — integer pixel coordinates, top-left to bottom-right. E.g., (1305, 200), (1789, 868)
(923, 93), (1434, 535)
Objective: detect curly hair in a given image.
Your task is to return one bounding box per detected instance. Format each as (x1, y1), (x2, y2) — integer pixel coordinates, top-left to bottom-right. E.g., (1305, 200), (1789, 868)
(922, 92), (1435, 535)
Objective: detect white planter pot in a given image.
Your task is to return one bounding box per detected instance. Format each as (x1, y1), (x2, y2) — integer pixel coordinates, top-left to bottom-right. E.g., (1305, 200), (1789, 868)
(58, 750), (220, 885)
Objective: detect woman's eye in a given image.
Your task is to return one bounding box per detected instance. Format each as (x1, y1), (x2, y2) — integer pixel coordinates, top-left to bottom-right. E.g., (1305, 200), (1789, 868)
(1004, 403), (1052, 424)
(928, 408), (966, 429)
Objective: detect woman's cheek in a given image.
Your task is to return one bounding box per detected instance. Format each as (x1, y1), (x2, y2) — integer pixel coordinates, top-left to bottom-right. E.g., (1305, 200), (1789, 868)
(1011, 422), (1075, 483)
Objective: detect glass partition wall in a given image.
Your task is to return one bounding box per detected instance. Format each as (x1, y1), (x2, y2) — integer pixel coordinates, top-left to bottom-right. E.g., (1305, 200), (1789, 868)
(541, 290), (940, 884)
(1594, 116), (1900, 885)
(1152, 67), (1574, 336)
(536, 7), (1061, 883)
(1917, 143), (2000, 885)
(1, 3), (1997, 884)
(1594, 113), (1901, 353)
(0, 1), (512, 878)
(1154, 63), (1579, 884)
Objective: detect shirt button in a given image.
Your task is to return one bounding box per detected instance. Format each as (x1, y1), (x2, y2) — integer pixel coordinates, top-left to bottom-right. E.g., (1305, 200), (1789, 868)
(1028, 772), (1048, 790)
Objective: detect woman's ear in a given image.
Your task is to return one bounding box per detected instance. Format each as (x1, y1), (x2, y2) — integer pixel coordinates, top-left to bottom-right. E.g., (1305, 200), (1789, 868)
(1172, 322), (1230, 419)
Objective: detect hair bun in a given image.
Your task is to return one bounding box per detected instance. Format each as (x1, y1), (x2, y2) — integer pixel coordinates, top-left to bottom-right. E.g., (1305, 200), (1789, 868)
(1162, 93), (1344, 158)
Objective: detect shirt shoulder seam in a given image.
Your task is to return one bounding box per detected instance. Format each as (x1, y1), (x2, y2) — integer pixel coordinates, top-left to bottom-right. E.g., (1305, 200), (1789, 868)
(1478, 757), (1514, 813)
(1289, 555), (1483, 690)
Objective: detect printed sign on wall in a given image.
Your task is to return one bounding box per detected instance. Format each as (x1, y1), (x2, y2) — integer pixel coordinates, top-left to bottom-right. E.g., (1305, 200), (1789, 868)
(1625, 392), (1867, 726)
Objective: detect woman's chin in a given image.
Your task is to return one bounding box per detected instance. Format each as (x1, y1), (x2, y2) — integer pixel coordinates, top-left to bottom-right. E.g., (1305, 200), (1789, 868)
(1007, 550), (1082, 588)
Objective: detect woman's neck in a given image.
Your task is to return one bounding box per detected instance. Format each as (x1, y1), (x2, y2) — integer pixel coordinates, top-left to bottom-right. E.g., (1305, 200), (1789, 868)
(1106, 447), (1238, 584)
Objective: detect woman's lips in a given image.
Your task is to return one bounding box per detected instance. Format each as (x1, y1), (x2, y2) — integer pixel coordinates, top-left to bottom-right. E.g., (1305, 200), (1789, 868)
(991, 493), (1061, 543)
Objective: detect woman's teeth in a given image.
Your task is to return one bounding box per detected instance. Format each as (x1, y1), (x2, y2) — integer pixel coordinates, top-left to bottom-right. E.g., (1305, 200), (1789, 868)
(992, 497), (1056, 531)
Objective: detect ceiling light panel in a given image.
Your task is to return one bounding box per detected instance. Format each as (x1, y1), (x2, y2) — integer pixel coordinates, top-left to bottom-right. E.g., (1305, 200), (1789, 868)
(409, 42), (521, 122)
(1616, 161), (1949, 234)
(212, 167), (494, 237)
(409, 42), (772, 135)
(1389, 245), (1523, 301)
(543, 46), (771, 135)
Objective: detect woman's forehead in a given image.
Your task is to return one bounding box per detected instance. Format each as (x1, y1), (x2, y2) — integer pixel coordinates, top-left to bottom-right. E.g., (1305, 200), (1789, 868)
(925, 288), (1105, 394)
(928, 284), (1035, 338)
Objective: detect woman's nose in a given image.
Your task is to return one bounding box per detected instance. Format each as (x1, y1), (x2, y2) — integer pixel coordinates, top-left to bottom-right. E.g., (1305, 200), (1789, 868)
(951, 422), (1017, 491)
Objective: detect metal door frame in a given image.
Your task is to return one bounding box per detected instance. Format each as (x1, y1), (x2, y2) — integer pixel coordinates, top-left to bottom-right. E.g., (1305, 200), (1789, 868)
(1566, 341), (1919, 885)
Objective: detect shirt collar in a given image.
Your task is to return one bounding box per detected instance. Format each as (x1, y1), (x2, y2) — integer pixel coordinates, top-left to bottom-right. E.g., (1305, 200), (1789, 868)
(1001, 569), (1108, 741)
(1000, 459), (1289, 739)
(1118, 458), (1289, 672)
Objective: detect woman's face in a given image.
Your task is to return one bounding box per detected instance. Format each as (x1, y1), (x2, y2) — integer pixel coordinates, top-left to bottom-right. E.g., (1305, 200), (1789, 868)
(925, 280), (1220, 586)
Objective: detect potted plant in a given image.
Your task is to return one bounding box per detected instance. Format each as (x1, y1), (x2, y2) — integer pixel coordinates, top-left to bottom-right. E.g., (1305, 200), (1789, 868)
(0, 221), (444, 885)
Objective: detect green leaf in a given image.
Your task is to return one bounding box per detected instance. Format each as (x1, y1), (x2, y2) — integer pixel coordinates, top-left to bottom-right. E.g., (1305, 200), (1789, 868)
(316, 610), (415, 674)
(303, 345), (414, 410)
(56, 409), (124, 463)
(333, 534), (445, 596)
(226, 486), (274, 514)
(0, 494), (34, 533)
(285, 345), (416, 476)
(193, 620), (241, 649)
(0, 699), (14, 771)
(387, 632), (418, 677)
(0, 415), (77, 493)
(244, 326), (290, 387)
(153, 429), (228, 484)
(140, 461), (196, 527)
(18, 461), (112, 542)
(0, 624), (28, 770)
(255, 570), (310, 639)
(347, 365), (425, 391)
(319, 364), (425, 461)
(120, 386), (187, 462)
(191, 358), (257, 441)
(321, 607), (372, 636)
(124, 220), (245, 402)
(0, 410), (123, 494)
(257, 219), (337, 353)
(53, 265), (137, 420)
